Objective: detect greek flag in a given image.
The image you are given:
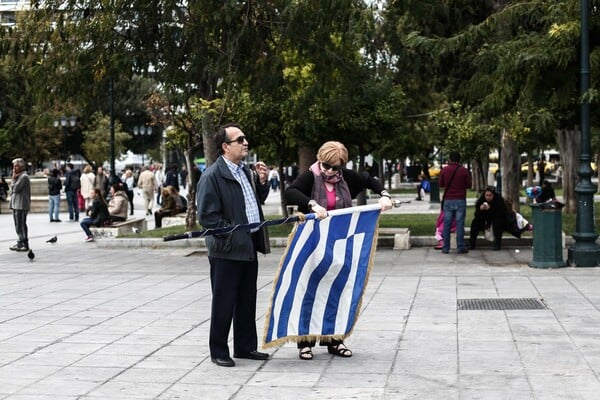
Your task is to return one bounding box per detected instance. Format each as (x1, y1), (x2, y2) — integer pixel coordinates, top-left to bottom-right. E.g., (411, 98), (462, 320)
(263, 204), (381, 347)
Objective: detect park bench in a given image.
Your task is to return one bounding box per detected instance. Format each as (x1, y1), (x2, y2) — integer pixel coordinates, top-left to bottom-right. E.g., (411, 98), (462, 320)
(162, 213), (188, 228)
(378, 227), (411, 250)
(90, 217), (147, 238)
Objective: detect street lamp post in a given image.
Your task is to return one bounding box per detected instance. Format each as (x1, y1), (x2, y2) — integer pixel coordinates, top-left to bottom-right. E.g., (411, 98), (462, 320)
(133, 125), (152, 166)
(567, 0), (600, 267)
(54, 116), (77, 167)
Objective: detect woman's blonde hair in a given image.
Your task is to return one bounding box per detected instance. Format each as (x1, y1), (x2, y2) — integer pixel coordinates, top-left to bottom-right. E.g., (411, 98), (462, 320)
(83, 164), (92, 174)
(317, 141), (348, 165)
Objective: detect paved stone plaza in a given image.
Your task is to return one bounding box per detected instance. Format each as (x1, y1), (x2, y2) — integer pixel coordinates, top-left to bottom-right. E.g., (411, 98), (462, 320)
(1, 191), (600, 399)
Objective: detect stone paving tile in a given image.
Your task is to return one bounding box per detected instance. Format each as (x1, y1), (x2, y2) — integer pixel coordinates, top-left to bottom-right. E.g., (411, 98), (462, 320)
(1, 236), (600, 399)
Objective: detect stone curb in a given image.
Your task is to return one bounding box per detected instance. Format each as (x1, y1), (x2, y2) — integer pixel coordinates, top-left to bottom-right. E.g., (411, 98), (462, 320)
(94, 235), (573, 249)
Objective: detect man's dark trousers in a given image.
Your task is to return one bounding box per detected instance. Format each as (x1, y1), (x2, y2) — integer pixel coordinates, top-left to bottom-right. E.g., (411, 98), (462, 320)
(66, 190), (79, 220)
(208, 256), (259, 359)
(13, 209), (28, 248)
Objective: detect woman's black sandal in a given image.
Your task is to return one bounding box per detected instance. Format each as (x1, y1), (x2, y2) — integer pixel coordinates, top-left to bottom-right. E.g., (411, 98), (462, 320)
(327, 343), (352, 357)
(299, 347), (313, 360)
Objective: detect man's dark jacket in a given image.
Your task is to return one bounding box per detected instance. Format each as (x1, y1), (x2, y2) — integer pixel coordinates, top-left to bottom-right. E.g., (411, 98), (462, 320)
(196, 156), (270, 260)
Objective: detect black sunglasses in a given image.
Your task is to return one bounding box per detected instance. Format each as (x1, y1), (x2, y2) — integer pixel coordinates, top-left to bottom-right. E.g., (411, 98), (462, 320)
(321, 162), (342, 172)
(226, 135), (247, 144)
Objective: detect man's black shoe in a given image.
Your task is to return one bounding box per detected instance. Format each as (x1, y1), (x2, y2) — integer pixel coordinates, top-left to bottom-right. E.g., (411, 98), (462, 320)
(233, 351), (269, 360)
(211, 357), (235, 367)
(457, 249), (469, 254)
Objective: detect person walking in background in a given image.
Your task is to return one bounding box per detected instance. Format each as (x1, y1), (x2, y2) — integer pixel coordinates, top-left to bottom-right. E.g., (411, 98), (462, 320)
(268, 166), (280, 191)
(196, 123), (271, 368)
(165, 163), (179, 192)
(80, 188), (110, 242)
(79, 164), (95, 210)
(121, 169), (135, 215)
(94, 166), (109, 199)
(439, 151), (472, 254)
(154, 163), (165, 206)
(137, 166), (156, 216)
(179, 165), (188, 190)
(537, 157), (546, 185)
(284, 141), (393, 360)
(64, 163), (80, 221)
(9, 158), (31, 251)
(47, 168), (62, 222)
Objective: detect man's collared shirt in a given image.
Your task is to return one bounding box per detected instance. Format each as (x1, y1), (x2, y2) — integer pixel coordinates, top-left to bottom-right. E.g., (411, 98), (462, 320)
(223, 157), (261, 227)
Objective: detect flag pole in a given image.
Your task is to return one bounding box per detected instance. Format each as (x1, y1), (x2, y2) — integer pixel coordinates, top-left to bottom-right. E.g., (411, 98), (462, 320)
(163, 200), (408, 242)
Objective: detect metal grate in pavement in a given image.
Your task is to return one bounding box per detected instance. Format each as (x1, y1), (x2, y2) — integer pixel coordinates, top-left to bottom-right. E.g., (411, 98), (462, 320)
(458, 298), (547, 310)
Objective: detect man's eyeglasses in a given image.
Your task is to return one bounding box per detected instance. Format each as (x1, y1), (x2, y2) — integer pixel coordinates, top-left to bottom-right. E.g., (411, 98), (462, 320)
(226, 135), (247, 144)
(321, 162), (342, 172)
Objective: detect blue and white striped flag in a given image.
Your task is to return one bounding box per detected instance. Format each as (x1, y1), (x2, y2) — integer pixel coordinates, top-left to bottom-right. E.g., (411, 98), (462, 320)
(263, 204), (381, 347)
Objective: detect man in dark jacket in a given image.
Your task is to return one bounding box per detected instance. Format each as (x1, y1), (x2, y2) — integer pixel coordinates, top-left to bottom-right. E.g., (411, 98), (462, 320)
(196, 123), (270, 368)
(64, 163), (80, 221)
(164, 163), (179, 192)
(9, 158), (31, 251)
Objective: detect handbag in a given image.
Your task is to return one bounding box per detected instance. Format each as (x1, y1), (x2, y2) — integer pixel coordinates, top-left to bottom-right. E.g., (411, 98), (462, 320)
(484, 226), (495, 242)
(515, 212), (529, 230)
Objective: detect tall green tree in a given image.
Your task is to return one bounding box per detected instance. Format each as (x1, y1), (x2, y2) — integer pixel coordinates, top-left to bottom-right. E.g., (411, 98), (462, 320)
(398, 1), (599, 212)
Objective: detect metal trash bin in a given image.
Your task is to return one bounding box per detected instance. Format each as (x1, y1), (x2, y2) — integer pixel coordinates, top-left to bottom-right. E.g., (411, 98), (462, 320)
(429, 179), (440, 203)
(529, 201), (565, 268)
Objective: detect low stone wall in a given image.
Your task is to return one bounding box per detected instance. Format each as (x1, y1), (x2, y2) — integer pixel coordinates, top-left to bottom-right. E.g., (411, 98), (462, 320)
(90, 217), (147, 238)
(162, 213), (187, 228)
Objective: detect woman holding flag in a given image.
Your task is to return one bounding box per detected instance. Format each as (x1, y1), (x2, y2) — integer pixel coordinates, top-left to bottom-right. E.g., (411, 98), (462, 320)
(285, 141), (393, 360)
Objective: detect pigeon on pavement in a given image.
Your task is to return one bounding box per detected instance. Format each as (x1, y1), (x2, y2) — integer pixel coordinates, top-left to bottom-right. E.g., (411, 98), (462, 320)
(27, 249), (35, 261)
(46, 236), (58, 244)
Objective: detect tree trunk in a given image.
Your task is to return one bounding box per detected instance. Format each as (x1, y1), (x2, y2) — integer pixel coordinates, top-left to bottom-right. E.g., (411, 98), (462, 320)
(501, 131), (521, 212)
(184, 148), (197, 230)
(597, 153), (600, 194)
(278, 163), (287, 216)
(202, 118), (217, 166)
(556, 128), (580, 214)
(357, 151), (366, 206)
(471, 159), (484, 193)
(298, 144), (314, 174)
(526, 154), (535, 188)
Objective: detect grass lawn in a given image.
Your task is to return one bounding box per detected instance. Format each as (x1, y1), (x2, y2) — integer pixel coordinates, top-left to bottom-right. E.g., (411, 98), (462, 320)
(125, 202), (597, 239)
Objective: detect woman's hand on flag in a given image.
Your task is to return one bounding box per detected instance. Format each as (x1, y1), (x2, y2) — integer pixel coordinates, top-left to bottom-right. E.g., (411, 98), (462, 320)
(378, 196), (393, 211)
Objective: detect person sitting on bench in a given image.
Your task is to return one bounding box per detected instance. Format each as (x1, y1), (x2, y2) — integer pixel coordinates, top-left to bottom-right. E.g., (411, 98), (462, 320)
(416, 174), (430, 201)
(107, 182), (129, 223)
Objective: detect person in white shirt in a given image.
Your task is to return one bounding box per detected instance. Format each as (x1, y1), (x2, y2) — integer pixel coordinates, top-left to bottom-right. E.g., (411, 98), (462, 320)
(79, 164), (96, 209)
(138, 166), (156, 215)
(268, 167), (280, 191)
(154, 163), (165, 206)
